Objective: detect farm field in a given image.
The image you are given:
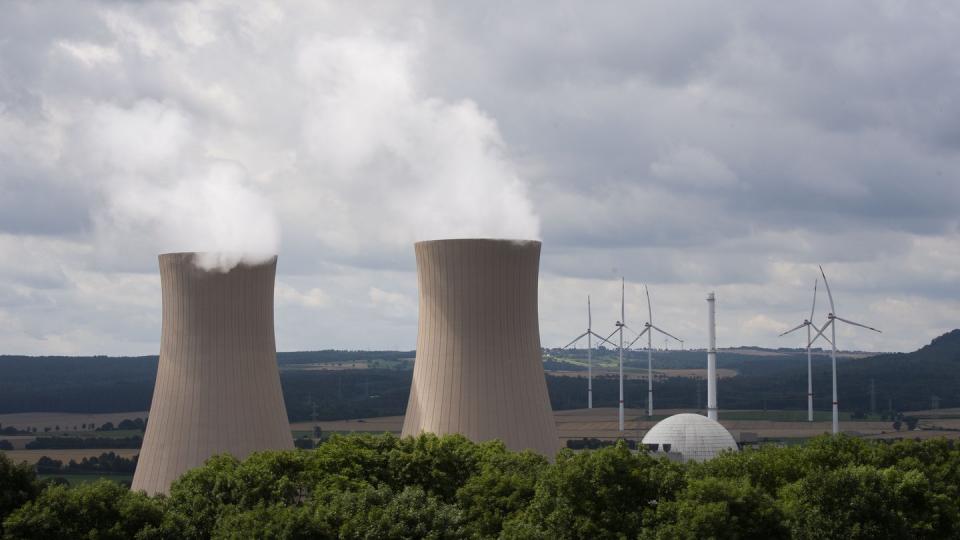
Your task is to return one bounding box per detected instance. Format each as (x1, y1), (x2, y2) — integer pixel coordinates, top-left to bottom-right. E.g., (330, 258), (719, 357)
(548, 368), (738, 380)
(6, 405), (959, 465)
(289, 407), (959, 445)
(0, 411), (148, 431)
(1, 448), (140, 464)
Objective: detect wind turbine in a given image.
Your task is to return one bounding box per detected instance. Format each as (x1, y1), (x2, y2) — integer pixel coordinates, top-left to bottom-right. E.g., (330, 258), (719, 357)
(623, 285), (682, 417)
(561, 296), (618, 409)
(597, 278), (629, 431)
(778, 279), (826, 422)
(809, 265), (881, 434)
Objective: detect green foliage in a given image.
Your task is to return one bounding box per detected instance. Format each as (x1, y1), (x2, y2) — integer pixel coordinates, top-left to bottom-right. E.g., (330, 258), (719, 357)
(503, 442), (684, 539)
(2, 479), (162, 540)
(0, 453), (40, 536)
(6, 434), (960, 538)
(456, 444), (548, 537)
(778, 465), (952, 539)
(650, 476), (788, 540)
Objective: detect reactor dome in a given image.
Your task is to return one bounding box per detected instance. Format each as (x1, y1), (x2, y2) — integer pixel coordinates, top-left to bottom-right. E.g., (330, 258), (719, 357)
(642, 413), (738, 463)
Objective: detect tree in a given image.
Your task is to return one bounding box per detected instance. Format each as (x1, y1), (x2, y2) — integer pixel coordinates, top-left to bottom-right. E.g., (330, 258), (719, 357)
(502, 442), (683, 539)
(315, 484), (466, 539)
(0, 453), (40, 536)
(778, 464), (952, 539)
(293, 437), (315, 450)
(456, 444), (548, 537)
(649, 476), (788, 539)
(2, 479), (162, 540)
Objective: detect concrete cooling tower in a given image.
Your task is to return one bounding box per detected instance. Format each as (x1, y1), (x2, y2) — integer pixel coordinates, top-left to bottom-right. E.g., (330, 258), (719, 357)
(131, 253), (293, 494)
(401, 239), (560, 457)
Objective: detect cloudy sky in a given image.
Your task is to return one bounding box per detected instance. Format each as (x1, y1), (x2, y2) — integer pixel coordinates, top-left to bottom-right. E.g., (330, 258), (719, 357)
(2, 1), (958, 356)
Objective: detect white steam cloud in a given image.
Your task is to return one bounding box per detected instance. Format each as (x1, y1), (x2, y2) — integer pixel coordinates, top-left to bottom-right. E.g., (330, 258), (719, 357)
(294, 34), (540, 250)
(15, 4), (540, 273)
(79, 100), (280, 271)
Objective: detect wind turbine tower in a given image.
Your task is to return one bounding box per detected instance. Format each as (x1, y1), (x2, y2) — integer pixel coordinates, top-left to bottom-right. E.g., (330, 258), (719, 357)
(779, 279), (821, 422)
(707, 292), (718, 421)
(623, 285), (682, 417)
(562, 296), (616, 409)
(617, 279), (626, 431)
(809, 266), (881, 434)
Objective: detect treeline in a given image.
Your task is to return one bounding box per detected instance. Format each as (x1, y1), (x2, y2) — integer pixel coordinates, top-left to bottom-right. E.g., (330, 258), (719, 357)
(1, 330), (958, 419)
(3, 434), (960, 539)
(35, 452), (137, 475)
(26, 436), (143, 450)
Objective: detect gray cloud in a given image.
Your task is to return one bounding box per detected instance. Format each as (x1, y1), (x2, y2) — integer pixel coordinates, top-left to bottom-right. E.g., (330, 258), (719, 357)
(0, 1), (958, 355)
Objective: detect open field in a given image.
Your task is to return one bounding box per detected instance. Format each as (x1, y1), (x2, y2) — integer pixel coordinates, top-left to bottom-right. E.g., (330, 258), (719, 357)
(0, 411), (148, 430)
(7, 405), (959, 462)
(549, 368), (738, 380)
(1, 448), (140, 464)
(290, 407), (960, 445)
(291, 416), (404, 434)
(905, 407), (960, 418)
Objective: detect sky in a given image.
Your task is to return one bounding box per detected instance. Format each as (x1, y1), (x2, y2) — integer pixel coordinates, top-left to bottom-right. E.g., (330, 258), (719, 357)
(1, 1), (958, 356)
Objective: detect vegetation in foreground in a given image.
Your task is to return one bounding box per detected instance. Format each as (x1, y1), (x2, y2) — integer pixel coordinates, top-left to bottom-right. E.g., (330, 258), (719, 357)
(3, 433), (960, 539)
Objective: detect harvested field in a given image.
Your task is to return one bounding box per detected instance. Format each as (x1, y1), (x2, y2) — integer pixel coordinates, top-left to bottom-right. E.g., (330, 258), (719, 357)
(1, 448), (140, 465)
(548, 368), (737, 380)
(290, 416), (404, 434)
(0, 411), (148, 431)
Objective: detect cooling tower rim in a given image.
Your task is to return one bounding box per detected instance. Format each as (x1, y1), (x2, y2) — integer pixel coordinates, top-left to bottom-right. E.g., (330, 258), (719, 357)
(157, 252), (279, 269)
(414, 238), (541, 247)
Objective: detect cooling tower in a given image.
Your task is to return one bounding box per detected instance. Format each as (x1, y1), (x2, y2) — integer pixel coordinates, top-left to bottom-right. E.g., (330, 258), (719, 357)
(401, 239), (560, 457)
(131, 253), (293, 495)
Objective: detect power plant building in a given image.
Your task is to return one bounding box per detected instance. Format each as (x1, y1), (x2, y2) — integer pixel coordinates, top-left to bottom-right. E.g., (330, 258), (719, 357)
(642, 413), (738, 463)
(401, 239), (561, 457)
(131, 253), (293, 495)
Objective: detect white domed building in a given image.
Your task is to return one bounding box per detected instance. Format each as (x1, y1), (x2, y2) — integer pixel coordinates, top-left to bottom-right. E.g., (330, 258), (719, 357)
(642, 413), (738, 463)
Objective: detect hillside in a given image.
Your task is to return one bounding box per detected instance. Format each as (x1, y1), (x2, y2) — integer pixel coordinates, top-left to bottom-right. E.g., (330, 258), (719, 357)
(0, 330), (957, 419)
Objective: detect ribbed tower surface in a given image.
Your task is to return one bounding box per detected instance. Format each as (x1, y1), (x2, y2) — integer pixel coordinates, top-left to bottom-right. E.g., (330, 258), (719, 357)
(131, 253), (293, 495)
(401, 239), (560, 457)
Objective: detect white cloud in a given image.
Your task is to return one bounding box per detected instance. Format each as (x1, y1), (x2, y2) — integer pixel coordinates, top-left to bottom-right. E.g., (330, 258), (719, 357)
(0, 1), (958, 355)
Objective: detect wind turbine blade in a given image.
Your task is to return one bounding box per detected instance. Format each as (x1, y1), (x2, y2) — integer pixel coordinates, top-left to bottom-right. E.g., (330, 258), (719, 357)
(819, 265), (835, 314)
(620, 277), (627, 323)
(809, 322), (834, 347)
(626, 333), (643, 349)
(622, 323), (642, 336)
(589, 331), (618, 348)
(779, 322), (807, 337)
(808, 319), (833, 346)
(834, 315), (882, 333)
(588, 295), (592, 329)
(602, 327), (619, 344)
(645, 284), (653, 324)
(810, 279), (818, 322)
(651, 324), (682, 342)
(562, 331), (590, 350)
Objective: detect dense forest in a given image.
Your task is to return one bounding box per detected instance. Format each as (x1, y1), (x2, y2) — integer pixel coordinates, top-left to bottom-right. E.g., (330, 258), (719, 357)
(1, 330), (958, 420)
(3, 433), (960, 539)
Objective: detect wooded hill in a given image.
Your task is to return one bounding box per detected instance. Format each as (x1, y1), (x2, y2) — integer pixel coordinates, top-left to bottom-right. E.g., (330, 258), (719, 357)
(0, 330), (957, 420)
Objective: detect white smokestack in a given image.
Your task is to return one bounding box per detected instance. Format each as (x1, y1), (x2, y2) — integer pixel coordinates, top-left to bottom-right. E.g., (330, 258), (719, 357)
(707, 292), (718, 421)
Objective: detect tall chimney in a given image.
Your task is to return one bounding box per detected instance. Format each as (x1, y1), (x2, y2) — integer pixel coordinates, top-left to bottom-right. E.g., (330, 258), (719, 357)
(401, 239), (560, 457)
(131, 253), (293, 494)
(707, 292), (718, 421)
